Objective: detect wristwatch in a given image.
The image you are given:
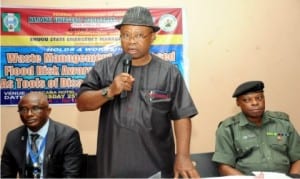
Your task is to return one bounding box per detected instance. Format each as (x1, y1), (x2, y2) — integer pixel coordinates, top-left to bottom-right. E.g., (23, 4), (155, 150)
(101, 87), (114, 100)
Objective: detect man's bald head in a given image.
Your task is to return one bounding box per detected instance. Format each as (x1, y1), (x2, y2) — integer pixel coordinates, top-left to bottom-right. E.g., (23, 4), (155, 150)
(18, 92), (51, 132)
(18, 92), (49, 108)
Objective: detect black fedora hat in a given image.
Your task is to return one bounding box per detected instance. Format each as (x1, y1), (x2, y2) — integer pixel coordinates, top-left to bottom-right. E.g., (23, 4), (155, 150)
(115, 6), (160, 32)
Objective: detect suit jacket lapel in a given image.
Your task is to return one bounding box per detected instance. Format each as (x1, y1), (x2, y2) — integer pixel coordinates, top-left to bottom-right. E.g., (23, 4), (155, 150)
(20, 127), (28, 177)
(43, 119), (55, 177)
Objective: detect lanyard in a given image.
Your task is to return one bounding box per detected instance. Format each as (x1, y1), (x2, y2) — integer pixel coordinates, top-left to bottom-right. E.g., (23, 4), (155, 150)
(27, 136), (47, 165)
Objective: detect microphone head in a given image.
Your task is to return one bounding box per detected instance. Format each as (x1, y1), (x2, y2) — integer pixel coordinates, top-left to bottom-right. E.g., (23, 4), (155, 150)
(123, 53), (132, 66)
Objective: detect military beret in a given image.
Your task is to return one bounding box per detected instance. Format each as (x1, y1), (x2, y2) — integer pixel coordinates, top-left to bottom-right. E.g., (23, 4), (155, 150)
(232, 81), (264, 97)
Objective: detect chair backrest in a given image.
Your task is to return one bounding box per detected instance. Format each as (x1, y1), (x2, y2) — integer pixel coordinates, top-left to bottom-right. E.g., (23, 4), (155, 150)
(80, 154), (97, 178)
(190, 152), (219, 177)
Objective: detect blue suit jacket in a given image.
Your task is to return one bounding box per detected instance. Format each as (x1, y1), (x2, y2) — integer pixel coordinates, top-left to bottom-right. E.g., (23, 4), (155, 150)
(1, 119), (83, 178)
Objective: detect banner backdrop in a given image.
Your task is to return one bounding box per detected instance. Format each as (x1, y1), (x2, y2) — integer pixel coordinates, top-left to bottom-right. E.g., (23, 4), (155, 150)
(1, 7), (186, 105)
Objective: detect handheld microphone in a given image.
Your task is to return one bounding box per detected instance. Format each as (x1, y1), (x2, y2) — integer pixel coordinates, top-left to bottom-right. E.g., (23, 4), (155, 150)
(122, 53), (132, 74)
(120, 54), (132, 98)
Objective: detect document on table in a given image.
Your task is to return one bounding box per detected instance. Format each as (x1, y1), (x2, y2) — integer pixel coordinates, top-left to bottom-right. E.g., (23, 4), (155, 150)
(203, 176), (254, 179)
(203, 171), (292, 179)
(252, 171), (292, 179)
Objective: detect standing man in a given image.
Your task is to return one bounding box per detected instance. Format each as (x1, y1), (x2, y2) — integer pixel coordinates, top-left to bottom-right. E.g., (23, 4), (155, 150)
(76, 6), (200, 178)
(212, 81), (300, 177)
(1, 92), (83, 178)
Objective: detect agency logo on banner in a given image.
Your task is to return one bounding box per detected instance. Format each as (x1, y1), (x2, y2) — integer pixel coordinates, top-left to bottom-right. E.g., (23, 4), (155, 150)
(159, 14), (178, 33)
(2, 13), (21, 32)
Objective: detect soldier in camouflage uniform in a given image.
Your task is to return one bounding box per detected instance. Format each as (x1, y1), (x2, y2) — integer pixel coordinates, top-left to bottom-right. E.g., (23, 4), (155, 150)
(212, 81), (300, 177)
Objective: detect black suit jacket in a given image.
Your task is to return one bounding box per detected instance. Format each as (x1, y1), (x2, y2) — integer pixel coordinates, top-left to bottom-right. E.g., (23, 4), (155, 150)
(1, 119), (83, 178)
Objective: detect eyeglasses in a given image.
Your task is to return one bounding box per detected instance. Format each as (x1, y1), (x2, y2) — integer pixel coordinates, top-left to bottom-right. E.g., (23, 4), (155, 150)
(120, 31), (153, 41)
(18, 106), (48, 115)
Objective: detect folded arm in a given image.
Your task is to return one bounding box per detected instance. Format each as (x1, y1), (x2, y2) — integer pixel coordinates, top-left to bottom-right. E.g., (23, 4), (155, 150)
(290, 160), (300, 175)
(218, 163), (244, 176)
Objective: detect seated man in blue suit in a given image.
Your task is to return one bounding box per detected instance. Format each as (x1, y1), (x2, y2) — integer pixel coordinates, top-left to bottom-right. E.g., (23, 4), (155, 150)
(1, 91), (83, 178)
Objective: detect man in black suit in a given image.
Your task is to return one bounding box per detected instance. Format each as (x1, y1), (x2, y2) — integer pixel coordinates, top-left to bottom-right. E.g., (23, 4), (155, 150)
(1, 92), (83, 178)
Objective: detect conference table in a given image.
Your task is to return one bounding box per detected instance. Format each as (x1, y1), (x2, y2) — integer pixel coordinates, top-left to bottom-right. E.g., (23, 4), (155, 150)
(202, 172), (293, 179)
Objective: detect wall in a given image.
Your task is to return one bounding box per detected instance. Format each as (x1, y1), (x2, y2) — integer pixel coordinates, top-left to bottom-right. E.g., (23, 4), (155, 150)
(1, 0), (300, 154)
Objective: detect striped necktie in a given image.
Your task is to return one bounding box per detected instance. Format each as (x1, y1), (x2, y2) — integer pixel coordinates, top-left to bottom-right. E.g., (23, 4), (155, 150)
(30, 134), (39, 154)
